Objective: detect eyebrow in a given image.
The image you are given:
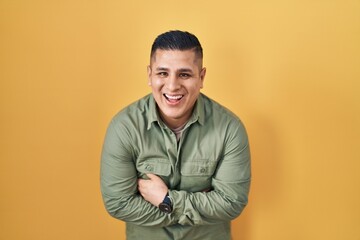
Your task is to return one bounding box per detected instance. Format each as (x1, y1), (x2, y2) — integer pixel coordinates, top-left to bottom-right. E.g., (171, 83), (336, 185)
(154, 67), (194, 73)
(178, 68), (193, 73)
(155, 67), (169, 71)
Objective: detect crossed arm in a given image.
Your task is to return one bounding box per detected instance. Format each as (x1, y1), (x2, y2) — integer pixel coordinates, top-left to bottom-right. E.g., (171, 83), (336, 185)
(101, 120), (251, 226)
(138, 173), (168, 207)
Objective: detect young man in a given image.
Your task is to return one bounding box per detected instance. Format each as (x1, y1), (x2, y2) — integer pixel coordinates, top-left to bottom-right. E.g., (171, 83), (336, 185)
(101, 30), (251, 240)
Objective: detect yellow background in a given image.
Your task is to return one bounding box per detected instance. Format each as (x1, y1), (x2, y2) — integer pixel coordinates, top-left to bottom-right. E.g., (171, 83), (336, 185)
(1, 0), (359, 239)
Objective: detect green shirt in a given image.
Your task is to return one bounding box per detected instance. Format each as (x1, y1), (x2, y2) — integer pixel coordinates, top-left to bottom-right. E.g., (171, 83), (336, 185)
(101, 93), (251, 240)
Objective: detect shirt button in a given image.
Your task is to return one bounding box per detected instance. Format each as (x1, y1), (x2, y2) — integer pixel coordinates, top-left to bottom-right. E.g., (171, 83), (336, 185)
(200, 168), (206, 173)
(145, 165), (153, 171)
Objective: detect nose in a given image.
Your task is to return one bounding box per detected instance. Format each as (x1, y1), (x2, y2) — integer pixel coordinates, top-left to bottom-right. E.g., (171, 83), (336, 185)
(166, 74), (180, 91)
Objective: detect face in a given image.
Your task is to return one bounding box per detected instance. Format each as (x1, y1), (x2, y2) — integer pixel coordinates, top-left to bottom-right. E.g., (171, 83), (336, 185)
(148, 49), (206, 129)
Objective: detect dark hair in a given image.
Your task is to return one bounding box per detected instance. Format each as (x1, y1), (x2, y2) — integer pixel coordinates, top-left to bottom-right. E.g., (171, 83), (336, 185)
(150, 30), (203, 59)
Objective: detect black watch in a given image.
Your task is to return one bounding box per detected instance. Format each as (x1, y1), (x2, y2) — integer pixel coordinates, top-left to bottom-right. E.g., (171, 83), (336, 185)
(159, 193), (172, 213)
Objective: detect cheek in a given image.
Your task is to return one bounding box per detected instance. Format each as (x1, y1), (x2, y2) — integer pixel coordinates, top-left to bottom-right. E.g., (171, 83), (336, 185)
(150, 79), (164, 92)
(186, 82), (202, 92)
(151, 78), (164, 88)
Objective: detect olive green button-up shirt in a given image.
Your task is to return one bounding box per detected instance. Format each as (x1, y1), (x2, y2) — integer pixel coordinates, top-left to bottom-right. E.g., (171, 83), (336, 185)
(101, 93), (251, 240)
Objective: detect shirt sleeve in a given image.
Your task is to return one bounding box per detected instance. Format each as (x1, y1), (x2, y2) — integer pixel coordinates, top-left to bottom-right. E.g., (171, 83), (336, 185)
(169, 119), (251, 226)
(100, 119), (176, 227)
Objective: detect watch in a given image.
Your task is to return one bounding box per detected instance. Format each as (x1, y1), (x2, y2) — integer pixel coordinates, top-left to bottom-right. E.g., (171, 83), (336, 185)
(159, 193), (172, 213)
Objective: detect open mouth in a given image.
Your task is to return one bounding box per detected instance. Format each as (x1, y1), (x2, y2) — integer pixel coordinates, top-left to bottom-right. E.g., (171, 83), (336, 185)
(163, 93), (184, 103)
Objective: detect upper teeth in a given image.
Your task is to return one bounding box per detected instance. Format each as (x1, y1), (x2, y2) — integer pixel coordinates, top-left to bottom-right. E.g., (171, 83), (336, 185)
(165, 94), (183, 100)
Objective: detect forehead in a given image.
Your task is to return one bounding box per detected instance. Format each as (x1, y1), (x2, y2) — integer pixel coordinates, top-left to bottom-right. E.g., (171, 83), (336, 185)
(150, 49), (200, 68)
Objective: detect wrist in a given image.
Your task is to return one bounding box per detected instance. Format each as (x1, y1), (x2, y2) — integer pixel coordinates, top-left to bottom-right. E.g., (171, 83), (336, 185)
(158, 192), (172, 213)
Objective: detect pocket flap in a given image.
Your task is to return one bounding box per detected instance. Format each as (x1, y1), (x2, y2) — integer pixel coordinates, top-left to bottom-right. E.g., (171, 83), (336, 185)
(181, 159), (217, 176)
(138, 158), (171, 176)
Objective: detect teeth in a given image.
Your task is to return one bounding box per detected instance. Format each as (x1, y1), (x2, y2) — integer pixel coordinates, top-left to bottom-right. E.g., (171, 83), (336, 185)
(164, 94), (183, 100)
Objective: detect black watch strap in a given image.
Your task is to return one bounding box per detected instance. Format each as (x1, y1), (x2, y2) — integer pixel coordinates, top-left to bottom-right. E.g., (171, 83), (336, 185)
(159, 193), (172, 213)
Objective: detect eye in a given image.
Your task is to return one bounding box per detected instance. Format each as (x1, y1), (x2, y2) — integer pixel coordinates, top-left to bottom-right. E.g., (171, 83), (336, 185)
(179, 73), (191, 78)
(157, 72), (168, 77)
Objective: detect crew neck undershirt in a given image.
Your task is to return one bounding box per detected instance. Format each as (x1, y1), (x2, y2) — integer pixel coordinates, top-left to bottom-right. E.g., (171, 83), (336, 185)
(171, 122), (187, 142)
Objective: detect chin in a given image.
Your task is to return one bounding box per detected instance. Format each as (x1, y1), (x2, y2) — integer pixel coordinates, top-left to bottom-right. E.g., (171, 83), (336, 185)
(163, 111), (183, 119)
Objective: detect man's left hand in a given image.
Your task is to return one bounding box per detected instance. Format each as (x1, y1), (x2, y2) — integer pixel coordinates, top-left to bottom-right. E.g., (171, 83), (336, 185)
(138, 173), (168, 207)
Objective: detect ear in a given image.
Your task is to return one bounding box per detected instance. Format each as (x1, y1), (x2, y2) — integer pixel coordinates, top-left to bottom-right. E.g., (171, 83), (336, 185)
(200, 67), (206, 89)
(147, 65), (152, 86)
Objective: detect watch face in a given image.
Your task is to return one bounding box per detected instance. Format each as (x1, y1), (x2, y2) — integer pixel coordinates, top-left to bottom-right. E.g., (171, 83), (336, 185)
(159, 202), (172, 213)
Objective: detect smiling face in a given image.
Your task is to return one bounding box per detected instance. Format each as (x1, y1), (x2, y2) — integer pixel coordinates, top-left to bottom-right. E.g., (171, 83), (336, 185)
(148, 49), (206, 129)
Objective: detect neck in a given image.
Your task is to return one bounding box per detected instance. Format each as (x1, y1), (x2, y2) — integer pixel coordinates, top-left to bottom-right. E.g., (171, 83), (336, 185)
(156, 103), (196, 129)
(161, 116), (188, 129)
(158, 110), (191, 129)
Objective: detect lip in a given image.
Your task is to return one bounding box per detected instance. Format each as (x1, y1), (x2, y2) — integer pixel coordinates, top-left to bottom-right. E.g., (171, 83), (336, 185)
(163, 93), (184, 105)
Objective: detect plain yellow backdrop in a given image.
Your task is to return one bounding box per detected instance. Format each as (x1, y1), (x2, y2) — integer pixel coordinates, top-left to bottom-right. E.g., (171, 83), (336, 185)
(1, 0), (359, 239)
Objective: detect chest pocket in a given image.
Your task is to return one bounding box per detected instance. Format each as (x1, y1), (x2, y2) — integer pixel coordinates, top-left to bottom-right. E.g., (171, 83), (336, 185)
(181, 159), (217, 176)
(180, 159), (217, 192)
(137, 158), (171, 177)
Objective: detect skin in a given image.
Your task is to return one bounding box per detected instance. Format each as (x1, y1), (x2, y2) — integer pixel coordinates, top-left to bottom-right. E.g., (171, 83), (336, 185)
(138, 49), (206, 207)
(147, 49), (206, 129)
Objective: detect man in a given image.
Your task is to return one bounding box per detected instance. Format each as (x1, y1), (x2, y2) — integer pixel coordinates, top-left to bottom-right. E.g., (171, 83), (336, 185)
(101, 30), (251, 240)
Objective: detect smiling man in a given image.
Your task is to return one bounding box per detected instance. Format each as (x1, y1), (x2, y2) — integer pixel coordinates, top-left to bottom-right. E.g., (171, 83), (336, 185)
(101, 30), (251, 240)
(147, 48), (205, 130)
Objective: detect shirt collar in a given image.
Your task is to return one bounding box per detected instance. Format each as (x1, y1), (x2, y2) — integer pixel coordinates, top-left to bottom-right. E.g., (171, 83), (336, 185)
(188, 93), (205, 126)
(147, 94), (159, 130)
(147, 93), (205, 130)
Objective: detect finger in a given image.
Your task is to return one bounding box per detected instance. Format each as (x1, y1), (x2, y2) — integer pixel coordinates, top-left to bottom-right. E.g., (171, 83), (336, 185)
(138, 179), (144, 188)
(146, 173), (157, 180)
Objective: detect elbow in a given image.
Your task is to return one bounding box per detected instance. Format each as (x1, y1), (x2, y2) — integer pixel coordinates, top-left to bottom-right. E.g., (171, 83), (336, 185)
(228, 200), (248, 220)
(102, 194), (132, 220)
(105, 204), (122, 219)
(103, 200), (123, 219)
(224, 192), (249, 220)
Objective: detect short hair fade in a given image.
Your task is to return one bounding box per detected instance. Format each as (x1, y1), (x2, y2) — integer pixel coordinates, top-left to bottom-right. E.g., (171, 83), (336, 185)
(150, 30), (203, 59)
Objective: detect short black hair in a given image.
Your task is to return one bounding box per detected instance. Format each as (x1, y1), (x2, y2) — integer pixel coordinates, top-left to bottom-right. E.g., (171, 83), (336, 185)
(150, 30), (203, 59)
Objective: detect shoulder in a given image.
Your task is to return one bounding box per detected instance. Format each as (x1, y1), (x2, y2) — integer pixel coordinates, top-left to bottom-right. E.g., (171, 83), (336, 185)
(111, 94), (152, 124)
(201, 93), (248, 138)
(106, 94), (155, 137)
(201, 93), (242, 123)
